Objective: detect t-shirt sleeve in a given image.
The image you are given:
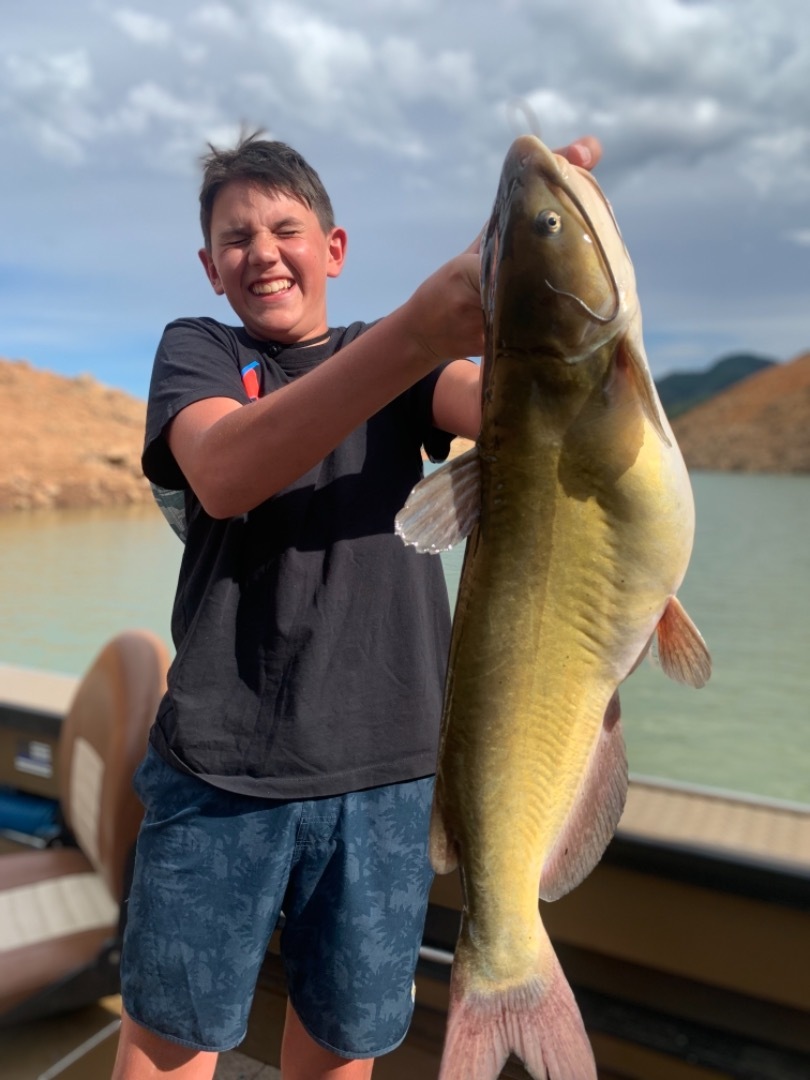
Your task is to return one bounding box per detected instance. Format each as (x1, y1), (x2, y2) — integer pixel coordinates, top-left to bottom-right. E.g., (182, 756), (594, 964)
(142, 318), (248, 490)
(412, 358), (477, 463)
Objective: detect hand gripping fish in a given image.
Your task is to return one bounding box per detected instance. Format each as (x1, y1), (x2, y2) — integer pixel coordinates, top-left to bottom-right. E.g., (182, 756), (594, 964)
(396, 134), (712, 1080)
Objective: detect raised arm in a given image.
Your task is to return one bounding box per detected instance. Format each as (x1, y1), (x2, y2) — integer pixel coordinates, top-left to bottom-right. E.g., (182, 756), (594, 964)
(167, 251), (485, 519)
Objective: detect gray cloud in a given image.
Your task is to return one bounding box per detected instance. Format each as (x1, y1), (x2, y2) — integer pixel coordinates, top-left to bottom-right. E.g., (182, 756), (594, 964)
(0, 0), (808, 393)
(111, 8), (173, 46)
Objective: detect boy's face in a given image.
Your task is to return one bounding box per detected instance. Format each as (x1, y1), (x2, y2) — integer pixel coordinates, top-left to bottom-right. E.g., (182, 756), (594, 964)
(199, 180), (347, 343)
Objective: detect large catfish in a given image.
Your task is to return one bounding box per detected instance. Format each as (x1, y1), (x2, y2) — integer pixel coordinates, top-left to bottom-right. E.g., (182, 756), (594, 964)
(396, 135), (711, 1079)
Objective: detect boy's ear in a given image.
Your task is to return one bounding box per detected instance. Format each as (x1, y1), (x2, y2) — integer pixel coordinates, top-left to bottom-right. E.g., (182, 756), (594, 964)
(198, 248), (226, 295)
(326, 227), (348, 279)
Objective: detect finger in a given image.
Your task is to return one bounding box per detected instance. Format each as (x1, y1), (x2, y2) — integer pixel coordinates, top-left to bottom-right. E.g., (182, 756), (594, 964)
(554, 135), (603, 171)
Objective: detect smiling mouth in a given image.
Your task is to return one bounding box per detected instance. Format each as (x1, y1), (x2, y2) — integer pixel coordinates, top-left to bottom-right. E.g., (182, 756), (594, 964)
(251, 278), (293, 296)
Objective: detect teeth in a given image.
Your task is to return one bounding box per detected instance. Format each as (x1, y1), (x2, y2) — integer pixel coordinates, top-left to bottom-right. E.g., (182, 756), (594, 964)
(252, 279), (293, 295)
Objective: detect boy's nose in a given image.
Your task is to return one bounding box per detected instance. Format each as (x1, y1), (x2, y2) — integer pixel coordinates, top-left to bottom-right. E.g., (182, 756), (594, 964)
(249, 232), (279, 264)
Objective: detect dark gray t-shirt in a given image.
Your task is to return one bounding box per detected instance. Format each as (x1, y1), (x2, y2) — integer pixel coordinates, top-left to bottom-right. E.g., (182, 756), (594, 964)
(142, 316), (453, 799)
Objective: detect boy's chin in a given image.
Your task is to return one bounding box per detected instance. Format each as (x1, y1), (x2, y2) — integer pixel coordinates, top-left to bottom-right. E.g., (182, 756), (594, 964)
(243, 315), (298, 343)
(241, 305), (323, 345)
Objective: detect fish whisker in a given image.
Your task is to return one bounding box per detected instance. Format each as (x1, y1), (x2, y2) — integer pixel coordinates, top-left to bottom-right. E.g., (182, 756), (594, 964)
(545, 166), (623, 325)
(543, 279), (616, 325)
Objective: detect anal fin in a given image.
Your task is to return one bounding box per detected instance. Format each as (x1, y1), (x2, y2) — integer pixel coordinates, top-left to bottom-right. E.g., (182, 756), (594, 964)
(540, 692), (628, 902)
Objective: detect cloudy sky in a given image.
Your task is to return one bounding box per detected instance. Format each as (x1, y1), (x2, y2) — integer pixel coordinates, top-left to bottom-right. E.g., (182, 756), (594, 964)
(2, 0), (809, 398)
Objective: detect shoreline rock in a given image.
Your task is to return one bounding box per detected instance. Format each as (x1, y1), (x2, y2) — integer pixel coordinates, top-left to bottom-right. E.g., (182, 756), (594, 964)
(1, 359), (153, 513)
(671, 351), (810, 474)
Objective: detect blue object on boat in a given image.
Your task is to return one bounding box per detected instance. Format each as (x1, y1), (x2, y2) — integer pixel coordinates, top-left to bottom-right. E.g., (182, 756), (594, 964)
(0, 786), (60, 839)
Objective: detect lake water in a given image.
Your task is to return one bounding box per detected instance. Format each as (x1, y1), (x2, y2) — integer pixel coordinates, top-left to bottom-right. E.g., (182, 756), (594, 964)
(1, 472), (808, 805)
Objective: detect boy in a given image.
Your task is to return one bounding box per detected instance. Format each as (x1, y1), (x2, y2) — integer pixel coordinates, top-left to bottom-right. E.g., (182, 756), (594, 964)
(113, 131), (601, 1080)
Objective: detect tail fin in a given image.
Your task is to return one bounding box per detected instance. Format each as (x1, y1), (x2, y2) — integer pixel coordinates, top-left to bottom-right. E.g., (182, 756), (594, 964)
(438, 929), (596, 1080)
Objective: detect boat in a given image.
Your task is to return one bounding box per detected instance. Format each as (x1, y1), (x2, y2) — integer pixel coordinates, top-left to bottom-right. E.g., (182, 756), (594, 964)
(1, 642), (808, 1079)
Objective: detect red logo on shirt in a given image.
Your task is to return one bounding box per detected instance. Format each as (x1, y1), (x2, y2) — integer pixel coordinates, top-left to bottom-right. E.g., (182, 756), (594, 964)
(240, 360), (261, 401)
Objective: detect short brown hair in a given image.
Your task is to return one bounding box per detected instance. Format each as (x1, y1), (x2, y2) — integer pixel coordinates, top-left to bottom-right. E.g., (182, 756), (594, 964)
(199, 130), (335, 250)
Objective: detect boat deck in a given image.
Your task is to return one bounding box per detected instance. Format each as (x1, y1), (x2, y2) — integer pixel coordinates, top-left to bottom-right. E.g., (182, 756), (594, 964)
(0, 993), (282, 1080)
(0, 665), (78, 716)
(2, 661), (809, 1078)
(622, 775), (810, 872)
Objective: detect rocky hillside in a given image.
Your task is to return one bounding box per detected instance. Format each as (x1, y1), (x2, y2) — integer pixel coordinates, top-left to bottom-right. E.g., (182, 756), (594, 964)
(657, 352), (776, 418)
(0, 359), (152, 512)
(1, 348), (808, 513)
(671, 351), (810, 473)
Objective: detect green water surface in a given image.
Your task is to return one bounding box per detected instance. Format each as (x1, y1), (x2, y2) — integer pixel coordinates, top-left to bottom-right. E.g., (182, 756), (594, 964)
(1, 473), (807, 803)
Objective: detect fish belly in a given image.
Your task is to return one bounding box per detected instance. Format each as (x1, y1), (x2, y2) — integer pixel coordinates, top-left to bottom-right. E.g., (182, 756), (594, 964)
(435, 431), (691, 989)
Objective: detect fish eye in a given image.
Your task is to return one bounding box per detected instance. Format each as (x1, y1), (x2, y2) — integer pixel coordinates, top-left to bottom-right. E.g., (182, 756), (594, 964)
(535, 209), (562, 236)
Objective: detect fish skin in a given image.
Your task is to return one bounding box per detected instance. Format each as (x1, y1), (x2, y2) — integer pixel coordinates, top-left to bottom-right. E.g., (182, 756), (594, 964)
(397, 135), (710, 1079)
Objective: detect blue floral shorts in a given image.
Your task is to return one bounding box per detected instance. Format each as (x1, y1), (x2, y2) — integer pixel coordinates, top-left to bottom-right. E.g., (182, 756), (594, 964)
(120, 745), (435, 1057)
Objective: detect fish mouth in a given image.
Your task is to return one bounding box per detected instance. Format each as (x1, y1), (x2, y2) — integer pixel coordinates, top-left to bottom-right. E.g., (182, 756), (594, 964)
(250, 278), (294, 297)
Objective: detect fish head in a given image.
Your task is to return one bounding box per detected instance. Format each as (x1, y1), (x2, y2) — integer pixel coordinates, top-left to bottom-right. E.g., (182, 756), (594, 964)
(481, 135), (636, 365)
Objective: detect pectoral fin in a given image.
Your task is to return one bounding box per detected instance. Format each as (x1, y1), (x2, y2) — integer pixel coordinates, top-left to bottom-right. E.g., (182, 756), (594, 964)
(618, 328), (671, 447)
(395, 446), (481, 553)
(657, 596), (712, 688)
(540, 691), (628, 902)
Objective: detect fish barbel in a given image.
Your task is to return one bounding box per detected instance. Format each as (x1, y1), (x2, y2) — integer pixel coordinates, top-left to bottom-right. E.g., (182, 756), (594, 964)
(396, 135), (711, 1079)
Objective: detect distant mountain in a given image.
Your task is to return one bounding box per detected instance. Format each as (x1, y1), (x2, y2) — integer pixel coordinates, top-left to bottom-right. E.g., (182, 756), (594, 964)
(656, 353), (776, 418)
(671, 351), (810, 473)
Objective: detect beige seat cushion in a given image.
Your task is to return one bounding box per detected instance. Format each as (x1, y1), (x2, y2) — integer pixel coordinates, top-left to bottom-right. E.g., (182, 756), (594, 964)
(0, 849), (119, 1012)
(0, 870), (118, 952)
(0, 631), (169, 1019)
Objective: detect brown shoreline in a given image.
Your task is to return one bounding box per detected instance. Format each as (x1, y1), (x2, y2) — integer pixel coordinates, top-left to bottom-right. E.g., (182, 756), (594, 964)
(1, 360), (152, 513)
(2, 350), (808, 514)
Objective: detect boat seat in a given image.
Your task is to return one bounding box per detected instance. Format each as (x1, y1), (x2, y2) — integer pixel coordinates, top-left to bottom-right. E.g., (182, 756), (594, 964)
(0, 629), (169, 1026)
